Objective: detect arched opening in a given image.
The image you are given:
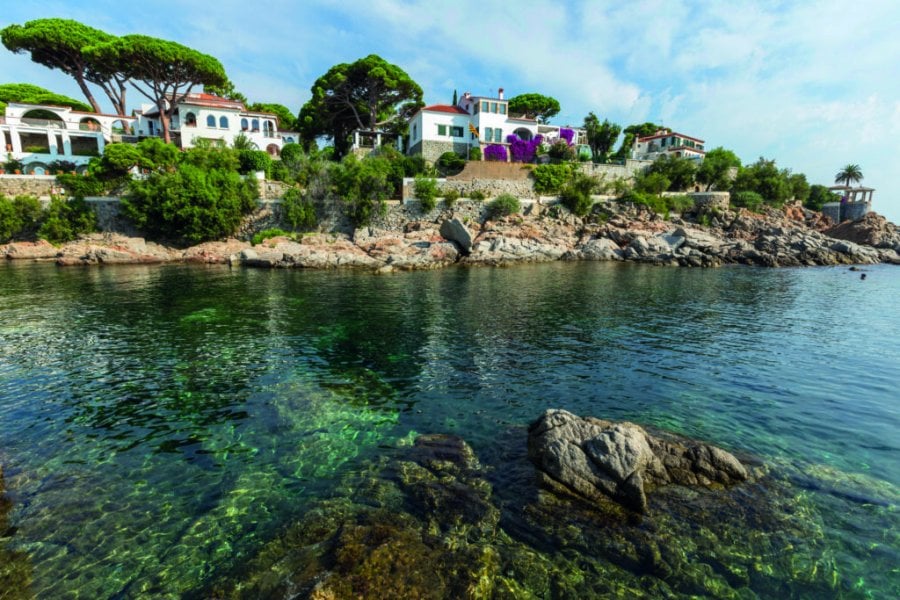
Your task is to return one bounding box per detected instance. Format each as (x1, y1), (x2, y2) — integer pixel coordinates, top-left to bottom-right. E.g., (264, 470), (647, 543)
(26, 162), (49, 175)
(22, 109), (64, 128)
(512, 127), (533, 141)
(111, 119), (132, 134)
(251, 118), (259, 132)
(283, 136), (295, 144)
(79, 117), (101, 132)
(184, 112), (197, 127)
(263, 121), (274, 136)
(219, 116), (229, 129)
(206, 114), (216, 127)
(266, 143), (280, 157)
(241, 118), (249, 131)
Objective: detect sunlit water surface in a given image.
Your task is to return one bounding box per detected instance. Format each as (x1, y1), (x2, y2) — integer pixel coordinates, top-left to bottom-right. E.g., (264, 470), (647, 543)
(0, 261), (897, 597)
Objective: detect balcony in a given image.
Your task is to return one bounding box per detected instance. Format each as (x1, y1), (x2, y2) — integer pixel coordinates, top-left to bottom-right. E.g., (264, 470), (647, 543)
(20, 117), (66, 129)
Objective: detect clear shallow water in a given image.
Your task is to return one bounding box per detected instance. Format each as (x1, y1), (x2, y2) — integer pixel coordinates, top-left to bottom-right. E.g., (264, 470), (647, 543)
(0, 261), (897, 597)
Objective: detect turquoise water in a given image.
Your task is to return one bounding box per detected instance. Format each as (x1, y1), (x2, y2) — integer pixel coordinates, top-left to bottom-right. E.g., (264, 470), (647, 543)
(0, 261), (898, 597)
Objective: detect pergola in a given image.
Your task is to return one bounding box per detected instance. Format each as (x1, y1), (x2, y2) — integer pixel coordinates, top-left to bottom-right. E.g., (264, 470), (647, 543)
(828, 185), (875, 203)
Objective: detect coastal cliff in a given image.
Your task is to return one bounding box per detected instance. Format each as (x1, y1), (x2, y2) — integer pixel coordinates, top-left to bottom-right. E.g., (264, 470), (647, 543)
(3, 200), (899, 269)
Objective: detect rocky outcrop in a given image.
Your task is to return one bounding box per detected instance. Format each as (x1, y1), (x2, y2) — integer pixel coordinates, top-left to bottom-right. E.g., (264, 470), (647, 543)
(528, 409), (748, 513)
(4, 202), (898, 270)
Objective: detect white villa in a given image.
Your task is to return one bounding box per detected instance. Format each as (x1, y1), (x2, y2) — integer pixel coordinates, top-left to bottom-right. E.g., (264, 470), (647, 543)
(632, 129), (705, 161)
(405, 88), (587, 161)
(133, 93), (299, 155)
(1, 102), (134, 173)
(1, 93), (299, 174)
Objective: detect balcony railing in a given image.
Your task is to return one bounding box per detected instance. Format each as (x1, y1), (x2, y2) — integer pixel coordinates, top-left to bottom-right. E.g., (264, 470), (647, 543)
(20, 117), (66, 129)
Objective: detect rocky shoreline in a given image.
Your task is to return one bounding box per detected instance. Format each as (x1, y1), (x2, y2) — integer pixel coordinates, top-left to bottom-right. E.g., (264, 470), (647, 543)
(3, 201), (899, 270)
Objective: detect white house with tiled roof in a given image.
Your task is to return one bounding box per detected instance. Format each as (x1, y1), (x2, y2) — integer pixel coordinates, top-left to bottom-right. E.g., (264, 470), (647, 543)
(134, 93), (299, 156)
(406, 88), (585, 161)
(633, 129), (705, 161)
(1, 102), (135, 173)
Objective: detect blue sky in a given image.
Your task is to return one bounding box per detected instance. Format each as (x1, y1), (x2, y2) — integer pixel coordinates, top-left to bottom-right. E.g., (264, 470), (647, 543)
(3, 0), (899, 222)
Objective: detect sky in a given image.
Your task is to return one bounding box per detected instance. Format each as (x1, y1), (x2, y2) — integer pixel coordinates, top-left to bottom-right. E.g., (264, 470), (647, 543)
(2, 0), (899, 222)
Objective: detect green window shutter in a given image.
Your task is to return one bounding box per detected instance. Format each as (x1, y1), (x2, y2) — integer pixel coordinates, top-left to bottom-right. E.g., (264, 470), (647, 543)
(438, 124), (447, 136)
(485, 127), (492, 140)
(494, 128), (501, 142)
(500, 104), (507, 115)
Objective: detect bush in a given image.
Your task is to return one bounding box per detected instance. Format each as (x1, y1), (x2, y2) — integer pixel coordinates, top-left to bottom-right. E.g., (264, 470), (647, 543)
(483, 144), (508, 162)
(805, 184), (839, 211)
(468, 147), (482, 161)
(731, 190), (765, 212)
(442, 188), (459, 208)
(532, 163), (576, 194)
(634, 171), (670, 196)
(252, 228), (292, 245)
(48, 160), (78, 174)
(123, 160), (258, 245)
(331, 155), (393, 227)
(38, 196), (96, 244)
(548, 140), (575, 162)
(559, 172), (599, 216)
(238, 149), (273, 175)
(436, 152), (466, 177)
(487, 194), (521, 219)
(413, 175), (439, 211)
(469, 190), (486, 202)
(57, 173), (107, 198)
(282, 187), (317, 231)
(666, 195), (695, 214)
(0, 194), (42, 242)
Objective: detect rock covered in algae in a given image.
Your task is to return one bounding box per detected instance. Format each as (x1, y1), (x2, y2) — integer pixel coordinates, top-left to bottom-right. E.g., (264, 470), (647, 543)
(528, 408), (749, 512)
(1, 463), (34, 600)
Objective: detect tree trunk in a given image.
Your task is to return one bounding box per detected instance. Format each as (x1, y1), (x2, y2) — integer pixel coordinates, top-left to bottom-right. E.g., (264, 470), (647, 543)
(159, 102), (171, 144)
(75, 73), (103, 114)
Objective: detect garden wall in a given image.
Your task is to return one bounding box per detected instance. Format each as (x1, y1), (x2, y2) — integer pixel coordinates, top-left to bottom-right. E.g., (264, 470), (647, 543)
(0, 174), (57, 198)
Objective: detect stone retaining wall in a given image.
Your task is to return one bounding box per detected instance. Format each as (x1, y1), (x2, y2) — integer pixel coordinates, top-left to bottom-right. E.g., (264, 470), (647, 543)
(0, 174), (57, 198)
(448, 161), (533, 181)
(577, 159), (653, 182)
(823, 201), (871, 223)
(402, 176), (536, 202)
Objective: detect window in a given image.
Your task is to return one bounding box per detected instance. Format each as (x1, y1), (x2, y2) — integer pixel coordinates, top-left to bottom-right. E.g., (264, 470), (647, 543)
(184, 112), (197, 126)
(206, 115), (216, 127)
(484, 127), (493, 141)
(450, 126), (463, 138)
(474, 103), (479, 114)
(491, 102), (498, 113)
(494, 128), (502, 142)
(500, 103), (506, 115)
(219, 116), (229, 128)
(251, 119), (259, 131)
(241, 118), (248, 130)
(481, 101), (488, 112)
(412, 124), (417, 140)
(264, 121), (274, 136)
(437, 124), (447, 136)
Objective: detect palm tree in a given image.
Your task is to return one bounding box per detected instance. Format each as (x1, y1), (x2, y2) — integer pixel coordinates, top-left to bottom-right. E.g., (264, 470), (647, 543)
(834, 164), (863, 187)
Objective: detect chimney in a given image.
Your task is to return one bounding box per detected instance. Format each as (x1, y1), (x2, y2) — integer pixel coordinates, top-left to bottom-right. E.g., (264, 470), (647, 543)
(498, 87), (504, 99)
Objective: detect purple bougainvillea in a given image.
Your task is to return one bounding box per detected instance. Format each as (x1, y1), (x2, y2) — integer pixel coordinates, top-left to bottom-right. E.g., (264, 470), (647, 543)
(559, 128), (575, 145)
(506, 134), (544, 163)
(483, 144), (508, 162)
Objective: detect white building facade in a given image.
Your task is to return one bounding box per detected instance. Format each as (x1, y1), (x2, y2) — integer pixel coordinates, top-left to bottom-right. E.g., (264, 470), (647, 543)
(133, 93), (298, 156)
(406, 88), (585, 162)
(1, 102), (135, 173)
(633, 130), (706, 161)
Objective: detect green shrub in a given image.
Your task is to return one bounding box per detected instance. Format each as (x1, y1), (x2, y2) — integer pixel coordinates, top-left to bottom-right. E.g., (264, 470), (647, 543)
(123, 160), (259, 245)
(469, 190), (486, 202)
(252, 228), (292, 245)
(436, 152), (466, 177)
(38, 196), (96, 244)
(487, 194), (521, 219)
(331, 155), (393, 227)
(238, 149), (273, 175)
(532, 163), (576, 194)
(731, 190), (764, 212)
(442, 188), (459, 208)
(634, 171), (670, 195)
(468, 147), (482, 161)
(414, 175), (439, 211)
(548, 140), (575, 162)
(617, 190), (667, 214)
(48, 160), (78, 174)
(3, 159), (24, 173)
(666, 194), (695, 214)
(57, 173), (106, 198)
(0, 194), (42, 242)
(559, 172), (599, 216)
(282, 187), (317, 231)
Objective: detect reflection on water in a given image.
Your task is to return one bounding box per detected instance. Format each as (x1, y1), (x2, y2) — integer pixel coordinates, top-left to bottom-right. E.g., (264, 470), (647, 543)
(0, 261), (898, 597)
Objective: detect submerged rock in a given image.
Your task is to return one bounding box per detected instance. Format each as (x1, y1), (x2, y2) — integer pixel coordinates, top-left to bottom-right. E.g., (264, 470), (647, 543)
(528, 408), (748, 512)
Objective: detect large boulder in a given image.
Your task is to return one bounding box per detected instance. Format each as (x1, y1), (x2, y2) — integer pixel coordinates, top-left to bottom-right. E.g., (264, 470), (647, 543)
(439, 217), (474, 254)
(528, 409), (748, 513)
